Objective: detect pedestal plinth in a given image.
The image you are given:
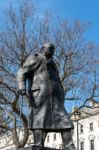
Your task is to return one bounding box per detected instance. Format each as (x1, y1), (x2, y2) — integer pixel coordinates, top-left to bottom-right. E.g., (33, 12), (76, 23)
(19, 145), (60, 150)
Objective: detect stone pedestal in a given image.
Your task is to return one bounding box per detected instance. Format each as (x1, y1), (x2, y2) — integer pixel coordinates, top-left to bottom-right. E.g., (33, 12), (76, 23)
(19, 145), (60, 150)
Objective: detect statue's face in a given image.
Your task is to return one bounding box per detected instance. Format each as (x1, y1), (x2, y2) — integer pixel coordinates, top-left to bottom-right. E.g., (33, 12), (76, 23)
(44, 46), (54, 58)
(40, 43), (55, 58)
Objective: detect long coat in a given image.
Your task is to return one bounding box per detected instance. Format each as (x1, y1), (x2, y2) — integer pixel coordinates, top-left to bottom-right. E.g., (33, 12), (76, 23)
(17, 52), (73, 130)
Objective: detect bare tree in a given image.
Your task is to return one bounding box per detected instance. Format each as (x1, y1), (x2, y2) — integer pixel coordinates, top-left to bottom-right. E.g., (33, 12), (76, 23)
(0, 0), (99, 148)
(0, 0), (36, 148)
(53, 20), (99, 106)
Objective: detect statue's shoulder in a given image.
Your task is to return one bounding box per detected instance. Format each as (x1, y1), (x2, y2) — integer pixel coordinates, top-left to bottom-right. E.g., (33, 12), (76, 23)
(28, 51), (41, 59)
(27, 52), (45, 64)
(34, 52), (44, 59)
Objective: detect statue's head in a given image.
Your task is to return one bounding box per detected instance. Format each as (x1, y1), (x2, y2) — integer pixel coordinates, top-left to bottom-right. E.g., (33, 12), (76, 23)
(41, 43), (55, 58)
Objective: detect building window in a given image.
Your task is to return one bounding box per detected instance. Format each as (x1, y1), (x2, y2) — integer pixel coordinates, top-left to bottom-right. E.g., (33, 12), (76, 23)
(53, 133), (56, 141)
(90, 123), (93, 131)
(80, 125), (83, 133)
(47, 135), (49, 142)
(90, 140), (94, 150)
(80, 142), (84, 150)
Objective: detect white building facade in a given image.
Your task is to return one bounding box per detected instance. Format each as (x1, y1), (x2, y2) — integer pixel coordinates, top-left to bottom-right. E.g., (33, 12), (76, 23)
(0, 106), (99, 150)
(44, 106), (99, 150)
(72, 106), (99, 150)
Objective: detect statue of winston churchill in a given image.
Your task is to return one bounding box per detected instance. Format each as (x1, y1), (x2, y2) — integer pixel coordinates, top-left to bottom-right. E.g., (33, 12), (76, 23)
(17, 43), (76, 150)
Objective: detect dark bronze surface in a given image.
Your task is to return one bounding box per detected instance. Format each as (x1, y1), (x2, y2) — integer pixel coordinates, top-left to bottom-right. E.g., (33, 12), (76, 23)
(17, 43), (76, 150)
(17, 50), (73, 130)
(19, 145), (60, 150)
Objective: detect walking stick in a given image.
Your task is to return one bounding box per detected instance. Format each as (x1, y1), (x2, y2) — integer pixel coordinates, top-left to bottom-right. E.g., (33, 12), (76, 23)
(19, 94), (24, 126)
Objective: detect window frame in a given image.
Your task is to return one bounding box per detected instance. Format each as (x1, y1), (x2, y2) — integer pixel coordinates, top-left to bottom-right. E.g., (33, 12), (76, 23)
(90, 123), (93, 131)
(80, 141), (84, 150)
(80, 125), (83, 133)
(90, 139), (94, 150)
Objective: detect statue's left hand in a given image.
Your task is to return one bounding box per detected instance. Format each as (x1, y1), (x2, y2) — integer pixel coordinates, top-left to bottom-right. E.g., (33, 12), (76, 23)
(18, 89), (26, 95)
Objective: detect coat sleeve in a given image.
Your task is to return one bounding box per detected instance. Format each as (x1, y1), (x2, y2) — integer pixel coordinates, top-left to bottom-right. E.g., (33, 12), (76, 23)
(16, 54), (40, 91)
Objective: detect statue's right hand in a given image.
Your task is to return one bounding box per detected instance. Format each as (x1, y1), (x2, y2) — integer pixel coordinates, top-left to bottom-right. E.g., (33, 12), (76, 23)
(18, 89), (26, 95)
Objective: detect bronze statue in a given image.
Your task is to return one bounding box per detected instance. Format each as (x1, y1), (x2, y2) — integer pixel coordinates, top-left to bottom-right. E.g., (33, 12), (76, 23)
(17, 43), (76, 150)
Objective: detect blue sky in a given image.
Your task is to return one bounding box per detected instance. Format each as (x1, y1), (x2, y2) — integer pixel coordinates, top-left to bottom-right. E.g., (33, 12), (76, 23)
(0, 0), (99, 113)
(33, 0), (99, 44)
(0, 0), (99, 44)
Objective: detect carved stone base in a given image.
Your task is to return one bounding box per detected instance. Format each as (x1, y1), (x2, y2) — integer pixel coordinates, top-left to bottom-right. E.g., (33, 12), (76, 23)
(19, 145), (60, 150)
